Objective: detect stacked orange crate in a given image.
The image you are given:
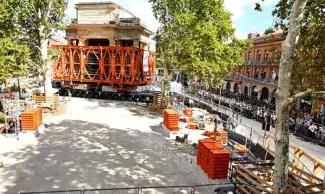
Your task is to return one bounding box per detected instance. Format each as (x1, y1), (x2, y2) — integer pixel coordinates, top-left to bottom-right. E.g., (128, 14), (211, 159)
(21, 108), (43, 131)
(206, 149), (230, 179)
(197, 139), (230, 180)
(197, 139), (216, 168)
(217, 129), (228, 144)
(163, 109), (179, 131)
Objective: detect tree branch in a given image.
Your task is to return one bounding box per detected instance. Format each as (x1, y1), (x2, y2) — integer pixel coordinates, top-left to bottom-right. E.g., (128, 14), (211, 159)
(283, 88), (313, 109)
(312, 91), (325, 95)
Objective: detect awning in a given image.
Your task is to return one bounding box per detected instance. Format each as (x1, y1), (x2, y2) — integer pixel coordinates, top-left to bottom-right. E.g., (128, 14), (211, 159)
(253, 86), (263, 92)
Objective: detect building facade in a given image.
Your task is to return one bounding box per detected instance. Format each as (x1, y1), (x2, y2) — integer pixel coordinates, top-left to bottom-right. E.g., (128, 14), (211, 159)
(224, 31), (285, 102)
(65, 1), (152, 48)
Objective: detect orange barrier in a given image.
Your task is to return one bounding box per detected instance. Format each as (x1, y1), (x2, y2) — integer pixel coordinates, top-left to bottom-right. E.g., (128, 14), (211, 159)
(188, 122), (197, 129)
(183, 108), (193, 117)
(234, 144), (247, 153)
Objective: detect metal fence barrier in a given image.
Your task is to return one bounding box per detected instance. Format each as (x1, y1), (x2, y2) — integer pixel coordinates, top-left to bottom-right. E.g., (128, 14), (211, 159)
(140, 186), (193, 194)
(83, 187), (140, 194)
(20, 190), (82, 194)
(19, 183), (235, 194)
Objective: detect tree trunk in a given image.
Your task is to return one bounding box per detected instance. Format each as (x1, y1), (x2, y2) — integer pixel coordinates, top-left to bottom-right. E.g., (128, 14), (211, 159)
(162, 66), (169, 97)
(273, 0), (308, 190)
(39, 28), (53, 97)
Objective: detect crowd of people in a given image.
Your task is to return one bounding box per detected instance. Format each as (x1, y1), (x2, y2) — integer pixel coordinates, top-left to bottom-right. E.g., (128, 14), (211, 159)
(189, 83), (325, 144)
(289, 111), (325, 144)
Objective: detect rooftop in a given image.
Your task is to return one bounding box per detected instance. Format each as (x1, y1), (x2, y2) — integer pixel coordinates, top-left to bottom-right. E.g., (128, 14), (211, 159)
(75, 1), (114, 5)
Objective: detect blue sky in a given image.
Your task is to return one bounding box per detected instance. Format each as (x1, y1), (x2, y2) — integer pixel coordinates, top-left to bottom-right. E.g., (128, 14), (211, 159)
(66, 0), (278, 39)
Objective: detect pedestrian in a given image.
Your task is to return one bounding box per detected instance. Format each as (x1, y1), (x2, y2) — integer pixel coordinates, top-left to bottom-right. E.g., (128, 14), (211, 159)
(145, 96), (150, 107)
(213, 116), (218, 140)
(289, 115), (295, 133)
(262, 111), (267, 130)
(68, 90), (72, 101)
(266, 111), (271, 131)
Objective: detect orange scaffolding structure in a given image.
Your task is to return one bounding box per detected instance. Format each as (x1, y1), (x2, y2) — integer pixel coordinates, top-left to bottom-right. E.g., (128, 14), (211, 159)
(52, 46), (156, 86)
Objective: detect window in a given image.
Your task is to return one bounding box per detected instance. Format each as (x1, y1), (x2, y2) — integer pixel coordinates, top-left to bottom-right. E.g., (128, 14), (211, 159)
(255, 69), (259, 79)
(257, 50), (261, 60)
(248, 51), (252, 60)
(246, 68), (251, 77)
(264, 49), (269, 60)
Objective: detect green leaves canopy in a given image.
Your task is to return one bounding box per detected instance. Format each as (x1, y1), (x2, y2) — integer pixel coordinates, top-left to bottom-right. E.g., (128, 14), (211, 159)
(150, 0), (250, 86)
(258, 0), (325, 92)
(0, 38), (29, 84)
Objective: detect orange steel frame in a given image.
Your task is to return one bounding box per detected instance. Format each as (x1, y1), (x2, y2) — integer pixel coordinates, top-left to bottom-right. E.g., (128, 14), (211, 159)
(52, 46), (156, 86)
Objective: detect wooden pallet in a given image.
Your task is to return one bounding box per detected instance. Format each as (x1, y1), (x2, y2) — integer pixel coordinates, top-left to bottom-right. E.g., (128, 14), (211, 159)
(32, 95), (59, 111)
(152, 95), (170, 110)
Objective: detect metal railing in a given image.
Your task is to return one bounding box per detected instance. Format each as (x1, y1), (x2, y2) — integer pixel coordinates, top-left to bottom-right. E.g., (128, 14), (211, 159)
(19, 183), (235, 194)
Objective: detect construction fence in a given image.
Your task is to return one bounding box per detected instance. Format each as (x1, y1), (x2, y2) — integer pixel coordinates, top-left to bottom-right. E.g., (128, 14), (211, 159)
(19, 183), (235, 194)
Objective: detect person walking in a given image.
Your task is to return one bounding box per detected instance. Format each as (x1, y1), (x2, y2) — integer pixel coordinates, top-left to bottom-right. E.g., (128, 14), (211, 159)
(68, 90), (72, 101)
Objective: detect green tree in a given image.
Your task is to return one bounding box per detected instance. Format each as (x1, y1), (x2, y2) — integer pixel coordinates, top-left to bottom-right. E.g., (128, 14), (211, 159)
(150, 0), (250, 96)
(0, 0), (67, 96)
(0, 0), (30, 86)
(257, 0), (325, 190)
(0, 38), (29, 85)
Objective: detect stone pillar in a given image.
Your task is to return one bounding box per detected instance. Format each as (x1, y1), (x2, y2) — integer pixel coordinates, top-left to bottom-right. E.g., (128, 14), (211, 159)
(78, 38), (86, 46)
(109, 38), (116, 46)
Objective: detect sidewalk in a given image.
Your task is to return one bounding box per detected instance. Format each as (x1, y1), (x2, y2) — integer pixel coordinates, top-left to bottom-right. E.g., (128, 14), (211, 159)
(178, 91), (325, 161)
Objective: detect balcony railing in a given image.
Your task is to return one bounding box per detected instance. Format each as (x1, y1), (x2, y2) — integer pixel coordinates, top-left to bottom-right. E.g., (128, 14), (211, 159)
(243, 59), (280, 66)
(225, 74), (278, 84)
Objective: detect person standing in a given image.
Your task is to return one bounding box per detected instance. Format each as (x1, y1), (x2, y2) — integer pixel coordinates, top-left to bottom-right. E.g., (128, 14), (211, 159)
(266, 111), (271, 131)
(145, 96), (150, 107)
(262, 110), (267, 130)
(289, 116), (296, 133)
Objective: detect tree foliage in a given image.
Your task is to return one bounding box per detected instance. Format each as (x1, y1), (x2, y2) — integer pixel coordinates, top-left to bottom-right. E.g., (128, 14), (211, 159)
(150, 0), (250, 86)
(0, 0), (67, 95)
(0, 1), (30, 84)
(258, 0), (325, 92)
(0, 38), (29, 84)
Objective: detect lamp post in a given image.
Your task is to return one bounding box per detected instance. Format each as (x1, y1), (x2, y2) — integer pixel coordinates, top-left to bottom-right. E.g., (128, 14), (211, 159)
(17, 77), (21, 99)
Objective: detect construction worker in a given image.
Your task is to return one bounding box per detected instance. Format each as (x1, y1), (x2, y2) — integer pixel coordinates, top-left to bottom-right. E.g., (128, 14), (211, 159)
(68, 90), (72, 101)
(145, 96), (150, 107)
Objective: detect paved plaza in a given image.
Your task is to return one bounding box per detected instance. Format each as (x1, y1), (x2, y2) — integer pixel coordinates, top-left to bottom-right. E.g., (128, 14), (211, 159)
(0, 98), (204, 193)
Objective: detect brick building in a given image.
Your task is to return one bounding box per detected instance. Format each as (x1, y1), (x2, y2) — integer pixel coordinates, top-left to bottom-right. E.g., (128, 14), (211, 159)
(224, 30), (285, 102)
(65, 1), (152, 48)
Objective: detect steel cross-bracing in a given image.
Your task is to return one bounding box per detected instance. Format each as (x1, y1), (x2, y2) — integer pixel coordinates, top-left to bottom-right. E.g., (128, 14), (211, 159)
(52, 46), (156, 86)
